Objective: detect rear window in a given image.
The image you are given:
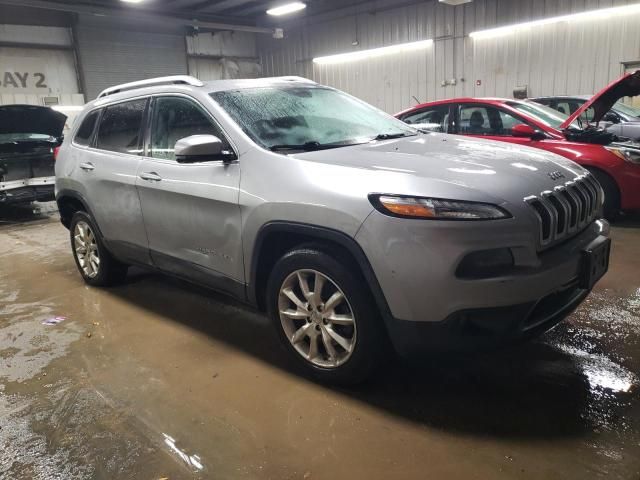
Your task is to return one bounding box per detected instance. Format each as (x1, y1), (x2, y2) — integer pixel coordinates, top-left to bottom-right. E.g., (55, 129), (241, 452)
(96, 99), (147, 155)
(74, 110), (100, 146)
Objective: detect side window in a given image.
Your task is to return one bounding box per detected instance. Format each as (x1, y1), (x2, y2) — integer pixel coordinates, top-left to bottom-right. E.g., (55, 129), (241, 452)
(458, 105), (525, 136)
(150, 97), (230, 161)
(401, 105), (450, 132)
(73, 110), (100, 146)
(96, 99), (147, 155)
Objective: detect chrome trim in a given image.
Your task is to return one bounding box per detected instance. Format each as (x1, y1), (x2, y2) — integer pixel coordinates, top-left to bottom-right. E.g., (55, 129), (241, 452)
(524, 174), (599, 250)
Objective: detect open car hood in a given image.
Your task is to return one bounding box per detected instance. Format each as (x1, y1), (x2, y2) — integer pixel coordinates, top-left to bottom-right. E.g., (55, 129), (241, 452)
(561, 70), (640, 129)
(0, 105), (66, 138)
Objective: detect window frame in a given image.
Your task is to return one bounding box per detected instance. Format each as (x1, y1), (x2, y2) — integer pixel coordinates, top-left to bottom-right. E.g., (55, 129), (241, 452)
(143, 93), (238, 163)
(92, 97), (150, 156)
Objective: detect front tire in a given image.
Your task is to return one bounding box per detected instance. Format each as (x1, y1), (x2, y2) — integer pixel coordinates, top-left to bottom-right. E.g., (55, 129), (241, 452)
(70, 211), (128, 286)
(266, 246), (386, 384)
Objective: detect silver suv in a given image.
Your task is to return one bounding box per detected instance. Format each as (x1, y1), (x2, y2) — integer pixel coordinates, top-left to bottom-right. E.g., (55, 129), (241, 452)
(56, 75), (611, 383)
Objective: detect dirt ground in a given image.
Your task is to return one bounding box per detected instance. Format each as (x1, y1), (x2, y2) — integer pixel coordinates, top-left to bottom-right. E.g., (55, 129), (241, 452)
(1, 202), (639, 479)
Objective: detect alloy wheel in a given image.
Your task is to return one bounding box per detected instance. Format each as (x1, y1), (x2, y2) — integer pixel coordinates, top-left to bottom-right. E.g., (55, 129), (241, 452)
(73, 221), (100, 278)
(278, 269), (357, 368)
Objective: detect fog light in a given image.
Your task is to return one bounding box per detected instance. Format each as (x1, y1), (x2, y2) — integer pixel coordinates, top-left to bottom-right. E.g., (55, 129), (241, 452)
(456, 248), (515, 279)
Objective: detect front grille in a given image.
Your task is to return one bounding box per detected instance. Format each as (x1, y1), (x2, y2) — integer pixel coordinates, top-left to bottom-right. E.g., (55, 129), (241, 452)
(525, 174), (601, 249)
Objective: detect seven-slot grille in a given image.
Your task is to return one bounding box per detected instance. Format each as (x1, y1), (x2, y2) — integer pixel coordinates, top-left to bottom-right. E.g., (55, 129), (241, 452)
(525, 174), (602, 249)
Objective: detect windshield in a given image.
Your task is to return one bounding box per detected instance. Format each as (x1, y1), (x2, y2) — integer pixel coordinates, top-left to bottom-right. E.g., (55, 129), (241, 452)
(613, 101), (640, 119)
(0, 133), (55, 144)
(211, 86), (416, 150)
(509, 101), (581, 130)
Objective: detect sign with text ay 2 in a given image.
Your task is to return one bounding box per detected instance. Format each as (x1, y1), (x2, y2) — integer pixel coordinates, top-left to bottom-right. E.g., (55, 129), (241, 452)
(0, 71), (48, 89)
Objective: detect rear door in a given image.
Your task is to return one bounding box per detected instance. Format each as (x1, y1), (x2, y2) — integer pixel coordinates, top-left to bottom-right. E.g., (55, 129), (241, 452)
(75, 98), (151, 263)
(135, 95), (243, 294)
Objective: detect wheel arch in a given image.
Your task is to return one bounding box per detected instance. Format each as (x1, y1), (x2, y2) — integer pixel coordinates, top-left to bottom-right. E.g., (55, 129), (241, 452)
(56, 189), (102, 235)
(584, 166), (621, 209)
(248, 222), (392, 322)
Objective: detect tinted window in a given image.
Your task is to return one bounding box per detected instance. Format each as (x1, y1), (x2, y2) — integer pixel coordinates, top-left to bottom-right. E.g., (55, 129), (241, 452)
(401, 106), (450, 132)
(74, 110), (100, 146)
(96, 99), (146, 155)
(458, 105), (524, 136)
(150, 97), (229, 161)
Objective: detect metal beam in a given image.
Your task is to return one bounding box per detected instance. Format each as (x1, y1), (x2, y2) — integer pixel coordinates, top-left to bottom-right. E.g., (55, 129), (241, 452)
(199, 0), (256, 14)
(0, 0), (277, 35)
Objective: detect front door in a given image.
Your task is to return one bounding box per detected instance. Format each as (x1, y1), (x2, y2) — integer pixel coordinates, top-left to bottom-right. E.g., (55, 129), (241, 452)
(454, 103), (542, 147)
(135, 95), (243, 295)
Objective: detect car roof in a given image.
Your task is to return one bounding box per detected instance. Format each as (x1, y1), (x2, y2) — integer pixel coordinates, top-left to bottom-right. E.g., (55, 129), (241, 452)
(396, 97), (520, 116)
(531, 95), (592, 100)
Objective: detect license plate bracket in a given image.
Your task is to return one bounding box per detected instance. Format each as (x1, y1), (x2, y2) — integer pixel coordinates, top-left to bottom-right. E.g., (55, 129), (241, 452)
(579, 237), (611, 290)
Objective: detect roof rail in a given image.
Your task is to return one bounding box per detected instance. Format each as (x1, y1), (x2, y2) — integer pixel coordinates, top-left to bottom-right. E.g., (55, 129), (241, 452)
(97, 75), (204, 99)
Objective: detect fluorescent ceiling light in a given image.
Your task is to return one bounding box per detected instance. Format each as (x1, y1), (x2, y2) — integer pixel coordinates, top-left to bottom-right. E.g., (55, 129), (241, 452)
(266, 2), (306, 16)
(120, 0), (145, 3)
(313, 39), (433, 65)
(470, 2), (640, 39)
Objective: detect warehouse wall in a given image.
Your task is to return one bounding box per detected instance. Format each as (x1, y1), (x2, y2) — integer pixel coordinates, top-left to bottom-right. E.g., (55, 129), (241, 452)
(186, 31), (262, 81)
(259, 0), (640, 114)
(75, 15), (189, 101)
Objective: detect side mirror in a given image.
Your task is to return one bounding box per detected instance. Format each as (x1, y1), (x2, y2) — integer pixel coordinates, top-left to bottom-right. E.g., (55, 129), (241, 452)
(512, 124), (536, 137)
(174, 134), (235, 163)
(512, 123), (545, 140)
(603, 112), (620, 124)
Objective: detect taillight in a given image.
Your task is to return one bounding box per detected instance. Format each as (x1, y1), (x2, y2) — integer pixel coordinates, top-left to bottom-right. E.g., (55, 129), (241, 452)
(53, 146), (61, 161)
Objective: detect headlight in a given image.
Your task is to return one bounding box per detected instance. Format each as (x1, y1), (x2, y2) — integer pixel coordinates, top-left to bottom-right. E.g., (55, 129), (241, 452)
(605, 146), (640, 164)
(369, 194), (511, 220)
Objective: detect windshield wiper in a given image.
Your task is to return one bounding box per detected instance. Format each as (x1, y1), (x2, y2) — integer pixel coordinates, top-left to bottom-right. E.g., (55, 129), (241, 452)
(372, 132), (416, 140)
(270, 140), (364, 152)
(270, 141), (325, 152)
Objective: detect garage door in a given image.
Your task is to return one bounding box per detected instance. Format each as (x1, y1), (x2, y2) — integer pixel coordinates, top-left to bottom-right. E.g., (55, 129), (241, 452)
(76, 27), (187, 100)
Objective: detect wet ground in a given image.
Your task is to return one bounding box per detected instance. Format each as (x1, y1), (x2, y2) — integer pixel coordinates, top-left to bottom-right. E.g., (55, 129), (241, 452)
(1, 202), (639, 479)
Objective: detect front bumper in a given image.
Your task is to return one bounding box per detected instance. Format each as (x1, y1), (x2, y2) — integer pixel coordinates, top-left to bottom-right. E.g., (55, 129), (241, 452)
(386, 283), (589, 356)
(0, 176), (55, 204)
(355, 211), (609, 355)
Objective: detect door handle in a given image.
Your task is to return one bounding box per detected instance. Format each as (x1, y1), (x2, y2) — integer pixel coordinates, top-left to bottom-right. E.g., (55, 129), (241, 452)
(79, 162), (95, 171)
(139, 172), (162, 182)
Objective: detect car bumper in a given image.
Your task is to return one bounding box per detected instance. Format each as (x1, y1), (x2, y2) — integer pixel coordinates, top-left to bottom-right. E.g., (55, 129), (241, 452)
(0, 177), (55, 204)
(355, 211), (609, 355)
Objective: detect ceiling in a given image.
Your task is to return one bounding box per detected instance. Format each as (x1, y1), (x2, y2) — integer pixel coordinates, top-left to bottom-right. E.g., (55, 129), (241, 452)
(13, 0), (374, 24)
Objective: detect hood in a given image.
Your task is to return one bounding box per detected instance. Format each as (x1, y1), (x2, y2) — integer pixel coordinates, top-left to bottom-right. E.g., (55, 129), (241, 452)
(0, 105), (66, 138)
(291, 134), (586, 206)
(561, 70), (640, 129)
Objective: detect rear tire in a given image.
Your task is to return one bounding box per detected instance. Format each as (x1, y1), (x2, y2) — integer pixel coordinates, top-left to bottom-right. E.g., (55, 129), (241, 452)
(69, 211), (128, 286)
(266, 246), (387, 385)
(587, 168), (620, 221)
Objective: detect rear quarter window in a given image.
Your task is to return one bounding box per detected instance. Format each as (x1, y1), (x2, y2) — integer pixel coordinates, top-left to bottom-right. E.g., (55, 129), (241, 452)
(95, 99), (147, 155)
(73, 110), (100, 146)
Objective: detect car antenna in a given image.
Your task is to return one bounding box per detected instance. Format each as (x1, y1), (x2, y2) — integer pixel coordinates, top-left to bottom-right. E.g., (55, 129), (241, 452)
(412, 95), (421, 104)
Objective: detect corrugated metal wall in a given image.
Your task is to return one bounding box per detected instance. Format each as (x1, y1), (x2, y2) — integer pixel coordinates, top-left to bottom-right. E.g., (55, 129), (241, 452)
(75, 16), (188, 100)
(259, 0), (640, 113)
(186, 31), (262, 81)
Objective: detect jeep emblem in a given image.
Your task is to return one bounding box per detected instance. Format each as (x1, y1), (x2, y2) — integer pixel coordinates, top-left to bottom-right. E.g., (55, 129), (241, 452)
(548, 171), (565, 180)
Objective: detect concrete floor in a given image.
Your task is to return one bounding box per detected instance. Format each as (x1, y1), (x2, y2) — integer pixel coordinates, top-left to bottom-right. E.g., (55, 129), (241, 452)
(1, 202), (639, 480)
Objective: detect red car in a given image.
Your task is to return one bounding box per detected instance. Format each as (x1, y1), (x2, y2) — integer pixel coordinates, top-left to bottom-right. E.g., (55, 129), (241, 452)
(396, 71), (640, 219)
